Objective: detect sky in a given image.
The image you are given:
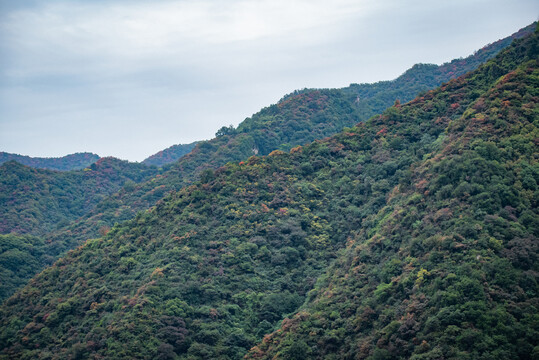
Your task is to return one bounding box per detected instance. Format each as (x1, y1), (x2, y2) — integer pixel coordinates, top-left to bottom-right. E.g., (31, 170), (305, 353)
(0, 0), (537, 162)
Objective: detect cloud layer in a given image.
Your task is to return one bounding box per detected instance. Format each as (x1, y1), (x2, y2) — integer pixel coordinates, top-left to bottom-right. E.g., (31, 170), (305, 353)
(0, 0), (537, 161)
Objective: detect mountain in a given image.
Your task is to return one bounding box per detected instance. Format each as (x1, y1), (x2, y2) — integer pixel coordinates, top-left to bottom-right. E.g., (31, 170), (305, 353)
(0, 158), (158, 237)
(0, 158), (159, 300)
(142, 142), (199, 167)
(247, 29), (539, 360)
(303, 21), (537, 132)
(38, 23), (536, 255)
(0, 152), (100, 171)
(0, 21), (533, 311)
(0, 24), (536, 360)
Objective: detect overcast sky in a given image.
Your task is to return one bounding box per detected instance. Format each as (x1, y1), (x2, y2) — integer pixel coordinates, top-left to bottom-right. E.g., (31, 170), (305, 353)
(0, 0), (537, 162)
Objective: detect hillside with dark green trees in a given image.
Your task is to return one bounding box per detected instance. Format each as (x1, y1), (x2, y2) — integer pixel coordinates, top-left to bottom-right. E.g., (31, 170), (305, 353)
(247, 28), (539, 360)
(37, 23), (536, 262)
(0, 24), (536, 360)
(0, 158), (158, 300)
(0, 234), (49, 301)
(0, 152), (100, 171)
(142, 142), (199, 167)
(0, 158), (158, 236)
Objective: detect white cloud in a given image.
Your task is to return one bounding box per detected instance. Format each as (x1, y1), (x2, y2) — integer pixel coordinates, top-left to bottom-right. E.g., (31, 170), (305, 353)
(1, 0), (373, 69)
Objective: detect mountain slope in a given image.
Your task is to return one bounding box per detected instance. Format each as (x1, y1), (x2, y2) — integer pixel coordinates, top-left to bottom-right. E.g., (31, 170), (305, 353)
(142, 142), (199, 167)
(247, 30), (539, 360)
(0, 158), (158, 237)
(317, 21), (536, 128)
(0, 234), (48, 301)
(40, 23), (536, 259)
(1, 25), (537, 360)
(0, 159), (159, 300)
(0, 152), (100, 171)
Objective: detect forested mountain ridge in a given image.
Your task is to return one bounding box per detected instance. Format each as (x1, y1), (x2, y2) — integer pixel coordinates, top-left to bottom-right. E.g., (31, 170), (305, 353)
(32, 88), (362, 271)
(0, 24), (536, 360)
(0, 152), (100, 171)
(308, 22), (536, 126)
(142, 142), (199, 167)
(38, 23), (537, 263)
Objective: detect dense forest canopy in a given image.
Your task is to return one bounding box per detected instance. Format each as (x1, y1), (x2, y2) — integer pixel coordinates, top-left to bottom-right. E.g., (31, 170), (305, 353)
(0, 158), (159, 300)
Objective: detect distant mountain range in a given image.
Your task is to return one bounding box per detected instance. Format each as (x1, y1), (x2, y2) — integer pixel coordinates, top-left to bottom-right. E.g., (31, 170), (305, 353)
(0, 141), (200, 172)
(2, 22), (534, 174)
(0, 152), (100, 171)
